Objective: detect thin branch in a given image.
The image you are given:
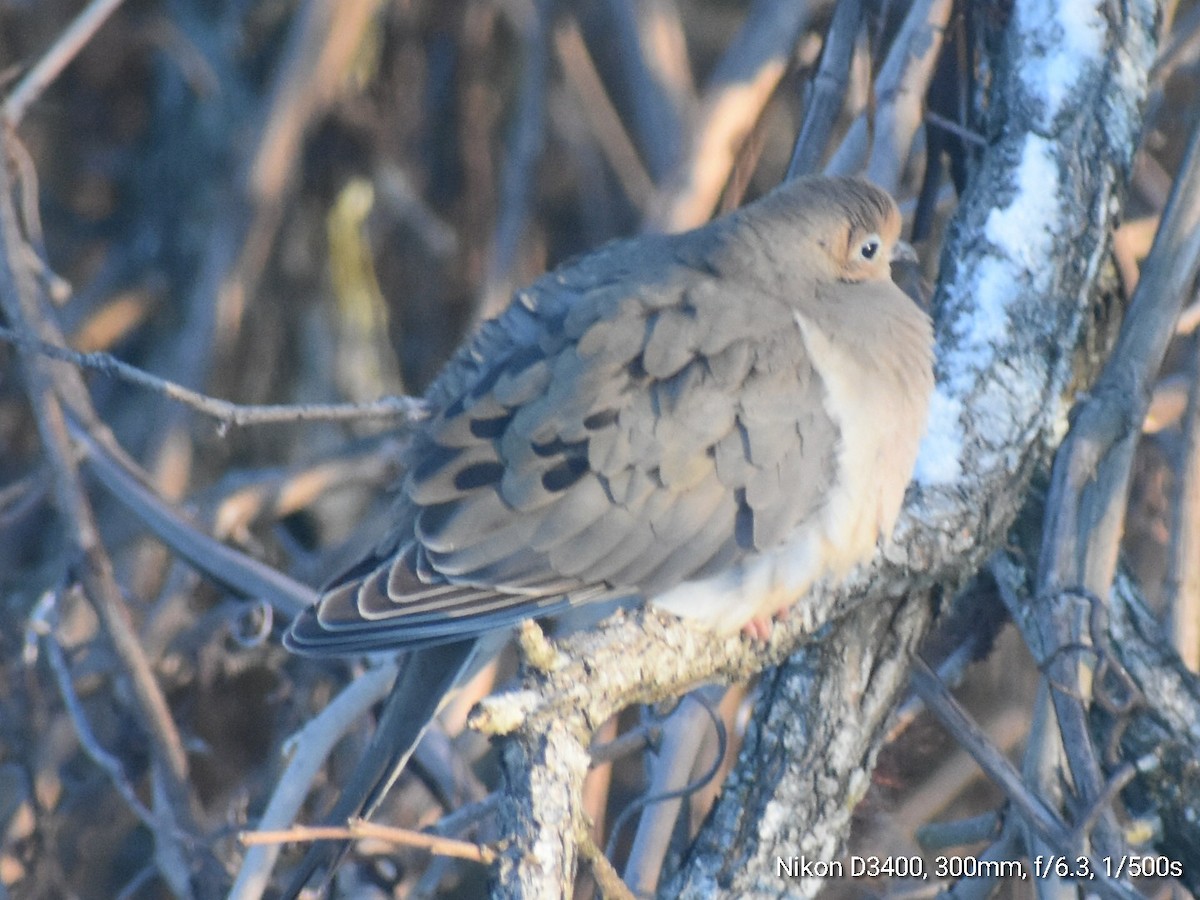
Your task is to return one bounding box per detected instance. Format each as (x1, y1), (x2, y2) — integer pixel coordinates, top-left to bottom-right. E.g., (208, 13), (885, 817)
(1039, 110), (1200, 606)
(478, 0), (553, 320)
(887, 706), (1029, 839)
(825, 0), (954, 190)
(621, 686), (725, 895)
(787, 0), (864, 178)
(583, 0), (692, 182)
(1167, 332), (1200, 671)
(864, 0), (953, 191)
(241, 819), (496, 865)
(1106, 572), (1200, 883)
(67, 419), (318, 618)
(910, 659), (1070, 847)
(553, 16), (654, 209)
(578, 827), (637, 900)
(228, 662), (399, 900)
(910, 659), (1140, 900)
(2, 0), (129, 127)
(1035, 591), (1123, 855)
(646, 0), (832, 232)
(1150, 0), (1200, 84)
(0, 132), (198, 895)
(1034, 106), (1200, 865)
(33, 593), (158, 832)
(916, 811), (1002, 852)
(936, 819), (1024, 900)
(0, 324), (428, 429)
(216, 0), (386, 352)
(925, 110), (986, 148)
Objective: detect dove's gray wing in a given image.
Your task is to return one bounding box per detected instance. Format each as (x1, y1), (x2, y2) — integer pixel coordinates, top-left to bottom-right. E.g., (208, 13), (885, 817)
(278, 174), (934, 900)
(287, 223), (840, 655)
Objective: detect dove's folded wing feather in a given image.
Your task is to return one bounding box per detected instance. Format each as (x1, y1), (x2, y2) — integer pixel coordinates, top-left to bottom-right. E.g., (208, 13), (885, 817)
(288, 222), (841, 654)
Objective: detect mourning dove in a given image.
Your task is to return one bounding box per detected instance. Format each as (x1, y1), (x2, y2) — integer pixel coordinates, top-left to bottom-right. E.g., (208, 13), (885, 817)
(281, 174), (934, 892)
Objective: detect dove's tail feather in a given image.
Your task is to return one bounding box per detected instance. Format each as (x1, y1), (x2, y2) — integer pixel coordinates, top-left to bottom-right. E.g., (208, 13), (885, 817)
(279, 639), (479, 899)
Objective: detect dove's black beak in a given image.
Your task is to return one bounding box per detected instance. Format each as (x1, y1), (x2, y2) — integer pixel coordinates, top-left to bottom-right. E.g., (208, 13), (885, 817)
(891, 239), (919, 264)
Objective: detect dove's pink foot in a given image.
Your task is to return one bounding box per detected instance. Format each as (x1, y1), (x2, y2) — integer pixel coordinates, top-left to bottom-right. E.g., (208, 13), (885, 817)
(742, 601), (801, 641)
(741, 616), (774, 642)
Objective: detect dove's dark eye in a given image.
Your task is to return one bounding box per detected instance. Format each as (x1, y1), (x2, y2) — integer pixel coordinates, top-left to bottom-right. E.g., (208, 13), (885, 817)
(859, 234), (881, 260)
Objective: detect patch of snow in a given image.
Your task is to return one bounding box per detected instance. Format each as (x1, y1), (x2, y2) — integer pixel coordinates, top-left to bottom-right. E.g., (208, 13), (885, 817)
(914, 387), (964, 486)
(1018, 0), (1105, 124)
(983, 136), (1060, 277)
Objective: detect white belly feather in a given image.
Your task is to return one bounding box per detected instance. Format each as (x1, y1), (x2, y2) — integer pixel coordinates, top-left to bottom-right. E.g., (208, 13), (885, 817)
(652, 304), (930, 633)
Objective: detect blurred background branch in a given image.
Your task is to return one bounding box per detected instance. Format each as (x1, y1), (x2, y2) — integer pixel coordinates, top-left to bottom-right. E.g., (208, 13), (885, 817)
(0, 1), (1197, 899)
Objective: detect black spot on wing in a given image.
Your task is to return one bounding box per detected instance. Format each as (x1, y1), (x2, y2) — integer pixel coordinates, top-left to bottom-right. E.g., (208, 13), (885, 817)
(453, 461), (506, 490)
(470, 414), (513, 439)
(542, 457), (588, 492)
(627, 353), (647, 380)
(583, 409), (619, 430)
(734, 488), (753, 550)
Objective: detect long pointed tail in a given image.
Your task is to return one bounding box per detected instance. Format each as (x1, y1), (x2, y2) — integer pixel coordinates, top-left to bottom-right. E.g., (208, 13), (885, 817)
(279, 639), (479, 898)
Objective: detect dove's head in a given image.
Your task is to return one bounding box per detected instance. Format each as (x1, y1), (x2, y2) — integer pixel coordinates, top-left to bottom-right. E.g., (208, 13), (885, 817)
(758, 176), (905, 285)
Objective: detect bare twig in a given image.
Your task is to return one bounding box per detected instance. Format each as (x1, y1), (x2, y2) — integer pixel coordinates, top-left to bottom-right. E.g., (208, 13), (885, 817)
(916, 811), (1001, 852)
(0, 134), (198, 895)
(1036, 110), (1200, 862)
(2, 0), (129, 127)
(578, 827), (636, 900)
(1150, 0), (1200, 84)
(0, 324), (428, 428)
(935, 820), (1023, 900)
(924, 110), (986, 147)
(826, 0), (954, 190)
(33, 593), (158, 832)
(910, 659), (1071, 849)
(621, 686), (726, 894)
(787, 0), (864, 178)
(1031, 591), (1123, 859)
(864, 0), (953, 191)
(646, 0), (832, 232)
(216, 0), (386, 352)
(67, 419), (317, 618)
(910, 660), (1140, 900)
(1043, 119), (1200, 587)
(589, 717), (659, 765)
(128, 1), (384, 615)
(585, 0), (692, 181)
(241, 819), (495, 864)
(888, 706), (1029, 839)
(0, 462), (52, 530)
(228, 661), (399, 900)
(1105, 572), (1200, 884)
(1167, 333), (1200, 671)
(478, 0), (553, 320)
(554, 17), (654, 209)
